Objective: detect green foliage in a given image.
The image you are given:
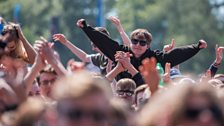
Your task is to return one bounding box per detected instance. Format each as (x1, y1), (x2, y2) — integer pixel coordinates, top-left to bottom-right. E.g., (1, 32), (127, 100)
(0, 0), (223, 73)
(114, 0), (224, 73)
(0, 0), (116, 65)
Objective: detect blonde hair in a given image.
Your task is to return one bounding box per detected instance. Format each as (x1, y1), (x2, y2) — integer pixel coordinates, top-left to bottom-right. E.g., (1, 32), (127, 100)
(52, 70), (112, 101)
(3, 23), (29, 62)
(13, 98), (46, 126)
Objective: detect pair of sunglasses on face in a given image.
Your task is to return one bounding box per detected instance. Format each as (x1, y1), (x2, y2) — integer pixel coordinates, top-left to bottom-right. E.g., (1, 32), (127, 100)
(59, 107), (108, 123)
(131, 39), (148, 46)
(40, 78), (56, 86)
(184, 105), (222, 120)
(116, 90), (134, 97)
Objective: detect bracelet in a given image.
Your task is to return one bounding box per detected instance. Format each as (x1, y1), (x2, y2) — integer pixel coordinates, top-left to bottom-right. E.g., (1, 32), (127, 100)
(213, 62), (221, 67)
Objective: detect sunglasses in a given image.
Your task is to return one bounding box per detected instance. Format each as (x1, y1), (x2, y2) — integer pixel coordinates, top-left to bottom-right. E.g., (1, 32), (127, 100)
(116, 90), (134, 97)
(2, 103), (18, 112)
(59, 108), (108, 123)
(40, 78), (56, 86)
(184, 105), (222, 120)
(131, 39), (148, 46)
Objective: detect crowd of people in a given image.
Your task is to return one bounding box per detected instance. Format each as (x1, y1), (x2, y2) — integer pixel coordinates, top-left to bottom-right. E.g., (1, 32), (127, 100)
(0, 15), (224, 126)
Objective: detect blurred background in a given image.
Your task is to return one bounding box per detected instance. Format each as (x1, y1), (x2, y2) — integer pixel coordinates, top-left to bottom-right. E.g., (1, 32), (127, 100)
(0, 0), (223, 74)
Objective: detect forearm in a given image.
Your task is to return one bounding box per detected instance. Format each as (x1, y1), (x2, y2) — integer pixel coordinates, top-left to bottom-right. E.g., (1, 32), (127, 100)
(49, 58), (67, 76)
(106, 60), (113, 73)
(110, 80), (117, 94)
(127, 65), (139, 77)
(23, 63), (42, 93)
(82, 25), (123, 61)
(64, 41), (90, 62)
(20, 35), (37, 64)
(105, 67), (123, 82)
(132, 72), (145, 87)
(160, 43), (201, 68)
(116, 25), (131, 47)
(126, 65), (145, 86)
(209, 62), (220, 77)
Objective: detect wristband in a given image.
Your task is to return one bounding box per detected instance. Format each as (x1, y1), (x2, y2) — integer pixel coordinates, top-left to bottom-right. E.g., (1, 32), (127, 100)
(213, 62), (221, 67)
(82, 20), (88, 28)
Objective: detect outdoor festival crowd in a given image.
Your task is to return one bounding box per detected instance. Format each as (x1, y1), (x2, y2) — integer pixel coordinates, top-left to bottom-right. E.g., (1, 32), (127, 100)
(0, 15), (224, 126)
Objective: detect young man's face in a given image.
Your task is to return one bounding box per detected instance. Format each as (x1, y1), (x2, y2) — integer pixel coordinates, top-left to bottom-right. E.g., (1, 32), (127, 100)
(130, 38), (149, 58)
(116, 89), (134, 106)
(39, 72), (57, 97)
(56, 93), (110, 126)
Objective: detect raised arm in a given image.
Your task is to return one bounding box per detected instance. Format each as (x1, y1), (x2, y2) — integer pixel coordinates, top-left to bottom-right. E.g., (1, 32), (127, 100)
(35, 37), (67, 76)
(163, 39), (175, 52)
(77, 19), (128, 61)
(105, 62), (124, 82)
(23, 52), (45, 93)
(157, 40), (207, 68)
(15, 24), (37, 64)
(53, 34), (91, 63)
(108, 16), (131, 47)
(139, 58), (160, 95)
(163, 62), (171, 84)
(209, 45), (224, 77)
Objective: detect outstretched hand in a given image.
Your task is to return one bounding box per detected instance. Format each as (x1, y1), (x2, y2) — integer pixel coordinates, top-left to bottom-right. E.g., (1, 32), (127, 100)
(76, 19), (86, 28)
(53, 34), (67, 43)
(34, 37), (55, 64)
(215, 44), (224, 65)
(198, 40), (207, 49)
(163, 39), (175, 52)
(108, 16), (121, 27)
(13, 24), (24, 39)
(115, 51), (132, 69)
(139, 57), (159, 95)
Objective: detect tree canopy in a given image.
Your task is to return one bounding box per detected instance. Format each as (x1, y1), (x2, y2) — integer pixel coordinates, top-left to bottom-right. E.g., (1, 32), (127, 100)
(0, 0), (223, 73)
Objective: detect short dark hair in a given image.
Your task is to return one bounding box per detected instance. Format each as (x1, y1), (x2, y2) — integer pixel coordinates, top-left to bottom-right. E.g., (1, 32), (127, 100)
(94, 27), (110, 37)
(130, 29), (152, 44)
(36, 65), (57, 85)
(116, 78), (136, 91)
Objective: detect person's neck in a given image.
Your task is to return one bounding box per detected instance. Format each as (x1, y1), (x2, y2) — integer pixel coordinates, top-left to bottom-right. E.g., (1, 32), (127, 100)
(134, 54), (141, 58)
(40, 94), (53, 102)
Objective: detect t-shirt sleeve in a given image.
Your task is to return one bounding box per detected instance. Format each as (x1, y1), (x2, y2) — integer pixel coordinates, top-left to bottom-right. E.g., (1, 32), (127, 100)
(89, 54), (101, 67)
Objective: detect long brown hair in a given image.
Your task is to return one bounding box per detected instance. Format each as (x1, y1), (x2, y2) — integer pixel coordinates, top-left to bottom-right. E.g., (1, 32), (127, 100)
(2, 23), (29, 62)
